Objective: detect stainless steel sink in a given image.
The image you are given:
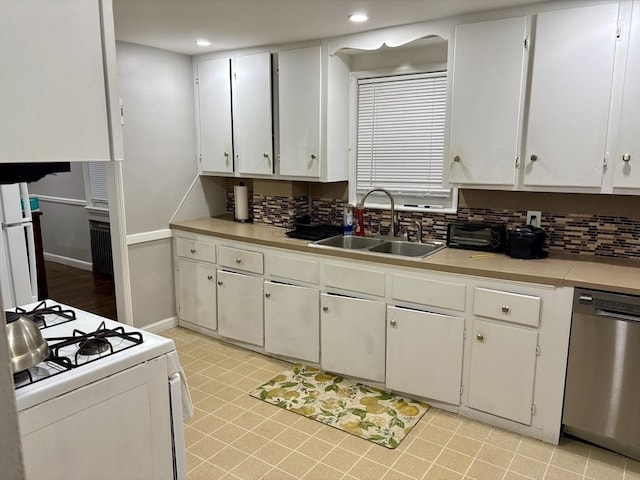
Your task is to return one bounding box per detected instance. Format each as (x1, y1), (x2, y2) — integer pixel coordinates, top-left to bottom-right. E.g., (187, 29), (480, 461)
(368, 240), (446, 258)
(313, 235), (383, 249)
(310, 235), (445, 258)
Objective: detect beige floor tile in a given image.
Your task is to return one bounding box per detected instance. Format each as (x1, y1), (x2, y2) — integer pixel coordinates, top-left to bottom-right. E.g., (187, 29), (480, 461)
(364, 444), (402, 467)
(230, 431), (269, 455)
(213, 402), (247, 421)
(302, 462), (343, 480)
(297, 437), (335, 461)
(509, 454), (548, 480)
(405, 438), (443, 462)
(584, 459), (624, 480)
(185, 451), (202, 473)
(418, 424), (455, 446)
(466, 459), (507, 480)
(200, 364), (228, 379)
(556, 437), (592, 457)
(339, 433), (373, 456)
(544, 465), (582, 480)
(430, 410), (465, 432)
(590, 447), (627, 469)
(189, 435), (226, 461)
(187, 460), (226, 480)
(213, 386), (246, 402)
(291, 416), (324, 435)
(476, 443), (515, 469)
(232, 376), (262, 391)
(194, 392), (226, 413)
(254, 418), (288, 439)
(447, 434), (483, 457)
(261, 468), (298, 480)
(270, 407), (301, 426)
(393, 453), (431, 479)
(185, 407), (207, 426)
(218, 357), (245, 370)
(456, 420), (492, 442)
(321, 447), (361, 473)
(190, 414), (227, 435)
(348, 457), (389, 480)
(230, 456), (272, 480)
(550, 449), (587, 474)
(215, 370), (245, 386)
(485, 428), (522, 452)
(315, 425), (349, 444)
(210, 422), (247, 444)
(274, 426), (312, 449)
(187, 372), (213, 388)
(251, 399), (280, 417)
(208, 446), (247, 472)
(627, 458), (640, 475)
(198, 378), (228, 396)
(184, 426), (207, 447)
(381, 469), (414, 480)
(503, 472), (535, 480)
(189, 388), (209, 405)
(232, 362), (258, 376)
(423, 464), (464, 479)
(277, 452), (318, 478)
(434, 448), (474, 474)
(233, 410), (265, 430)
(254, 441), (293, 466)
(517, 438), (555, 463)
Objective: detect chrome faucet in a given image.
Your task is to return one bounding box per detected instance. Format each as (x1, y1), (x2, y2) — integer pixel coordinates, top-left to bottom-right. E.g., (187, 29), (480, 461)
(357, 188), (398, 238)
(413, 220), (423, 243)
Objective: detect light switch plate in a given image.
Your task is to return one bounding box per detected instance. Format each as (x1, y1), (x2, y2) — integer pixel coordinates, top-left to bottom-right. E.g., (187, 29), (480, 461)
(527, 210), (542, 228)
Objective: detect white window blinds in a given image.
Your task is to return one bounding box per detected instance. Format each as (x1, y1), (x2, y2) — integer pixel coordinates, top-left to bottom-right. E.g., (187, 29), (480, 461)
(356, 71), (448, 197)
(87, 162), (108, 205)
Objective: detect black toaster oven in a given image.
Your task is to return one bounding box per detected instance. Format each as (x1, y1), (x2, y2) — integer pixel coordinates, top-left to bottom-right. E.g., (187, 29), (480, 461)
(446, 222), (507, 252)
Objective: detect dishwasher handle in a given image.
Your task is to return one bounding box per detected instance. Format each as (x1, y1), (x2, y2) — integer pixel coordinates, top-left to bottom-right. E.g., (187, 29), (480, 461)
(596, 308), (640, 323)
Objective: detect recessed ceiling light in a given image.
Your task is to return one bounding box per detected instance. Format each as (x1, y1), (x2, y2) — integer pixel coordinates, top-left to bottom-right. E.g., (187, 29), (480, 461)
(349, 13), (369, 23)
(194, 39), (212, 47)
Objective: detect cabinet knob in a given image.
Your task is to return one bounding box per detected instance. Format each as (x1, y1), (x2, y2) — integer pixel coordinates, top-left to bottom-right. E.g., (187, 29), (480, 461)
(265, 292), (271, 298)
(453, 155), (461, 163)
(224, 152), (229, 157)
(311, 154), (317, 160)
(477, 333), (485, 342)
(622, 153), (631, 162)
(390, 319), (397, 327)
(322, 306), (329, 312)
(190, 248), (196, 254)
(501, 305), (510, 313)
(530, 154), (538, 162)
(236, 258), (242, 264)
(217, 280), (223, 286)
(207, 275), (213, 280)
(263, 153), (270, 159)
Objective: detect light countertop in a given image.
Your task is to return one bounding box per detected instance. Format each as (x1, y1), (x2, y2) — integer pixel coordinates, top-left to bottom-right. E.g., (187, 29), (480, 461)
(171, 217), (640, 295)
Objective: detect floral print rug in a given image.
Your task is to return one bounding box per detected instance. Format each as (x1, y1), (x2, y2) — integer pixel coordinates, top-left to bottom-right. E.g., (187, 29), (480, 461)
(249, 364), (430, 449)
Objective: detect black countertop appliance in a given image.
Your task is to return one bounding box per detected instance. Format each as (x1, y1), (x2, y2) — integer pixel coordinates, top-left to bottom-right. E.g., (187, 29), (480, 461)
(506, 225), (548, 259)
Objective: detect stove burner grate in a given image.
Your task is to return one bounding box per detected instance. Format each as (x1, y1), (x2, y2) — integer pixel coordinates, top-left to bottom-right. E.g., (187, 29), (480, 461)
(12, 301), (77, 329)
(78, 337), (111, 356)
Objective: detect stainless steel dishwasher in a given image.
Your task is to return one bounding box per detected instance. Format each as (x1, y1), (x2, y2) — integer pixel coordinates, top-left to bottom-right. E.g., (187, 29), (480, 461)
(563, 288), (640, 461)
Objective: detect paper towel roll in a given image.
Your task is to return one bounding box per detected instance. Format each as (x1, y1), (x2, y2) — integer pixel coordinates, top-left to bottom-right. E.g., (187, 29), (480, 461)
(234, 184), (249, 221)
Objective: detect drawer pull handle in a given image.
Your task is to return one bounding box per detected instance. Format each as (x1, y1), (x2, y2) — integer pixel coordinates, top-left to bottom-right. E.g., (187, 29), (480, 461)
(190, 248), (196, 254)
(207, 275), (213, 280)
(453, 155), (461, 162)
(530, 154), (538, 162)
(265, 292), (271, 298)
(236, 258), (242, 264)
(322, 306), (329, 312)
(390, 319), (397, 327)
(311, 154), (317, 160)
(501, 305), (510, 313)
(477, 333), (484, 342)
(217, 281), (223, 286)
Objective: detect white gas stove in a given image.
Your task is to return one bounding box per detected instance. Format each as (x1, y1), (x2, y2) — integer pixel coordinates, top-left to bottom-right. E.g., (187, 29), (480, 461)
(10, 300), (188, 480)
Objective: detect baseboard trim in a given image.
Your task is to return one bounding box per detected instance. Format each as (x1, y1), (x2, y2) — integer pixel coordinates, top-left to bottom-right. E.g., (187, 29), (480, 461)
(143, 316), (178, 334)
(44, 253), (92, 271)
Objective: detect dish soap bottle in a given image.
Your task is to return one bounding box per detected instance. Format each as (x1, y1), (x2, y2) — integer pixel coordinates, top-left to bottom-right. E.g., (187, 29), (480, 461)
(343, 204), (354, 236)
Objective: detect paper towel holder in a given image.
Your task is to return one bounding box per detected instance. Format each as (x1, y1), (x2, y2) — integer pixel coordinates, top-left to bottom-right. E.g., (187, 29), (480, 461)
(234, 181), (251, 223)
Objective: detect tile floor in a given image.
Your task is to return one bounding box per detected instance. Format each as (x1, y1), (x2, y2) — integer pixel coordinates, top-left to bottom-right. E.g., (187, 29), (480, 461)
(163, 327), (640, 480)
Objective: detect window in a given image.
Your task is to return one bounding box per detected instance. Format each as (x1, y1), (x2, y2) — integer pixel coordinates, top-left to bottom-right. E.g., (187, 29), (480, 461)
(86, 161), (108, 207)
(354, 71), (456, 211)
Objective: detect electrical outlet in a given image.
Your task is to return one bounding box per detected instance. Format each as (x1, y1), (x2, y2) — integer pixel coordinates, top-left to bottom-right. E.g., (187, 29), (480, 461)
(527, 210), (542, 228)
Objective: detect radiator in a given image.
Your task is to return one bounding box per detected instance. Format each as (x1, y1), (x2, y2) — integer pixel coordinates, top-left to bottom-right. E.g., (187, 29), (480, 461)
(89, 221), (113, 276)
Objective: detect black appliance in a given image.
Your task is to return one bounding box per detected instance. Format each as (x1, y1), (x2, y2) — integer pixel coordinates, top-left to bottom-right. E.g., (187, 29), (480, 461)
(0, 162), (71, 184)
(446, 222), (506, 252)
(506, 226), (548, 259)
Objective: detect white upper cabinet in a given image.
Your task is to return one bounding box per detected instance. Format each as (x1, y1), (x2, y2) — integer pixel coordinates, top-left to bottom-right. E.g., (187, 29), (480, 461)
(197, 58), (233, 174)
(233, 53), (274, 176)
(277, 46), (322, 178)
(523, 3), (619, 188)
(448, 16), (528, 186)
(0, 0), (117, 163)
(612, 0), (640, 191)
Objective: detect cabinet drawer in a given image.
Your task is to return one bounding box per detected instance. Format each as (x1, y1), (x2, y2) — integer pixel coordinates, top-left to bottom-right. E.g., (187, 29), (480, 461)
(325, 263), (385, 297)
(175, 237), (216, 263)
(473, 287), (541, 327)
(268, 253), (320, 284)
(391, 274), (466, 312)
(218, 245), (264, 274)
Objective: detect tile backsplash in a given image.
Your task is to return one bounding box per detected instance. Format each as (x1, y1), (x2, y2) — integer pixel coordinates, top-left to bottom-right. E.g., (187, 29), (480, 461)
(226, 192), (640, 259)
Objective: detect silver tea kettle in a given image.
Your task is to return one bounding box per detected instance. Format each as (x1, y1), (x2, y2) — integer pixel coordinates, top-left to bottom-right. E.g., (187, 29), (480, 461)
(6, 312), (49, 373)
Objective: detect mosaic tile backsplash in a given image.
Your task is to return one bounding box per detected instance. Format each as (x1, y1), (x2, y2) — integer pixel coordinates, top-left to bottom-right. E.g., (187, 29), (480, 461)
(227, 193), (640, 259)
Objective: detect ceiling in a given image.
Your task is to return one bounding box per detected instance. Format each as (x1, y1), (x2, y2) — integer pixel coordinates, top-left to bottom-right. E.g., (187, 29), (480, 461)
(113, 0), (548, 55)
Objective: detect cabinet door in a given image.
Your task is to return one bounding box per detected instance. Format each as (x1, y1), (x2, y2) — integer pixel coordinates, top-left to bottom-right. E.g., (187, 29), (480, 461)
(448, 16), (528, 186)
(217, 270), (264, 346)
(468, 319), (538, 425)
(613, 1), (640, 190)
(278, 46), (322, 178)
(0, 0), (111, 162)
(177, 259), (217, 331)
(233, 53), (273, 175)
(264, 281), (319, 363)
(197, 57), (233, 174)
(523, 3), (619, 187)
(320, 293), (386, 382)
(386, 307), (464, 405)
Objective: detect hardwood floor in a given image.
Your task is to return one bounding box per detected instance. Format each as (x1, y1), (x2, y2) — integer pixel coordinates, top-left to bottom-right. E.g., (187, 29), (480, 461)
(44, 261), (117, 320)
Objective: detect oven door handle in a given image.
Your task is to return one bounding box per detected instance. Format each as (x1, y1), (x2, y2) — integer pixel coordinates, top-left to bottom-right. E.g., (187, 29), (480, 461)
(595, 308), (640, 323)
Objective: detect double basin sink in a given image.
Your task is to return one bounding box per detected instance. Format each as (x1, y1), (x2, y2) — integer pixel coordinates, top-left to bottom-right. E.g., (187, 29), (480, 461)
(310, 234), (446, 259)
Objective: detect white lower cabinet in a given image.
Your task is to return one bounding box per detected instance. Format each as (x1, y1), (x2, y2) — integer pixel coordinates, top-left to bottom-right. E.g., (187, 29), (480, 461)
(264, 281), (320, 363)
(176, 259), (217, 331)
(217, 270), (264, 346)
(320, 293), (386, 382)
(468, 318), (538, 425)
(386, 306), (464, 405)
